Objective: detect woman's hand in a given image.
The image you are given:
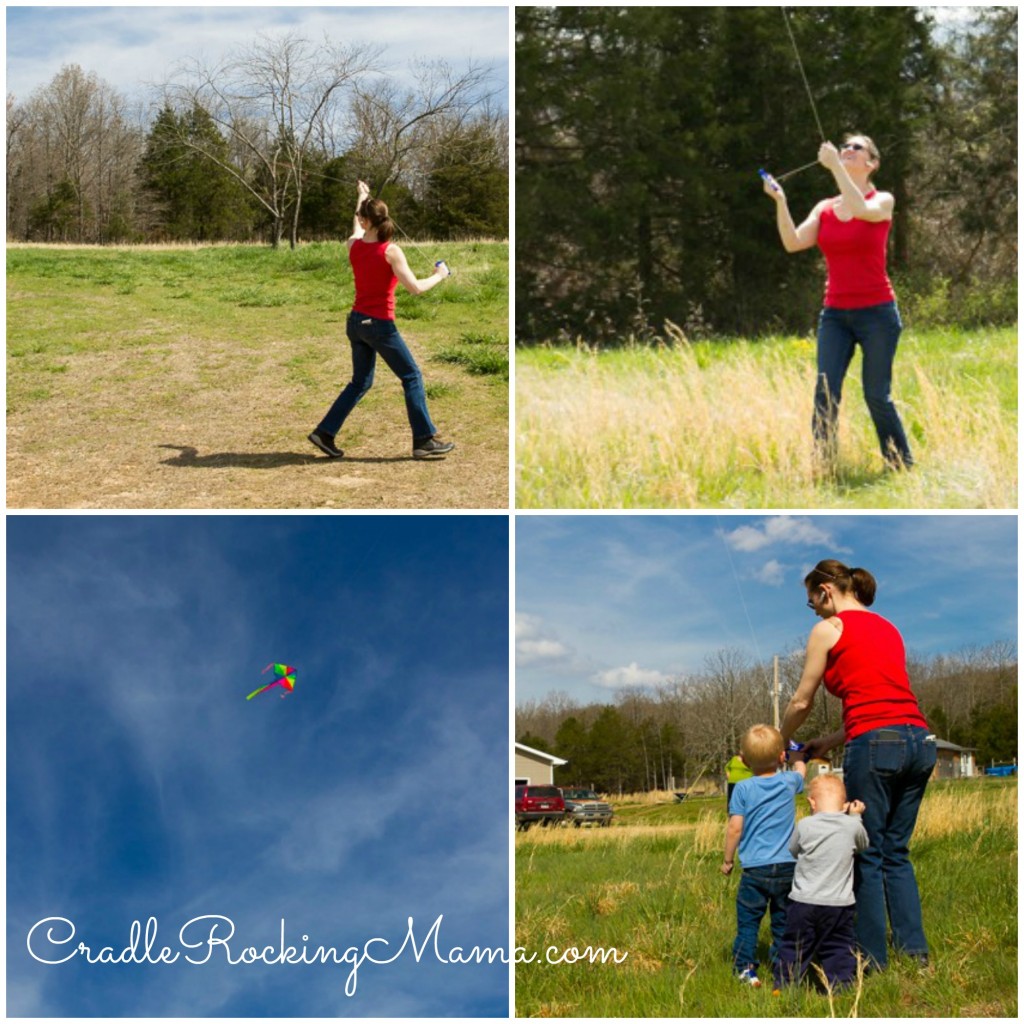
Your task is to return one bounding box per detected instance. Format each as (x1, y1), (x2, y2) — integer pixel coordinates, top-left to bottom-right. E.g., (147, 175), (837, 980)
(763, 174), (785, 202)
(356, 179), (371, 202)
(434, 260), (452, 279)
(801, 736), (831, 760)
(818, 141), (842, 173)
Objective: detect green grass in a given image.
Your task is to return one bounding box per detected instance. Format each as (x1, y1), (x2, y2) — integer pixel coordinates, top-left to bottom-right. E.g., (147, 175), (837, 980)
(7, 240), (508, 509)
(516, 779), (1017, 1017)
(516, 326), (1017, 508)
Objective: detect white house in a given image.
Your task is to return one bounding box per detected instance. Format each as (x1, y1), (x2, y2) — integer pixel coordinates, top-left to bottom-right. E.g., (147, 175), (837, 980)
(515, 742), (567, 785)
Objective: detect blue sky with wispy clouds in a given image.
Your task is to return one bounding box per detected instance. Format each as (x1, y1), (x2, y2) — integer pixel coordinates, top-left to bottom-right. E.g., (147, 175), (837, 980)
(516, 515), (1017, 703)
(6, 6), (508, 109)
(8, 514), (509, 1017)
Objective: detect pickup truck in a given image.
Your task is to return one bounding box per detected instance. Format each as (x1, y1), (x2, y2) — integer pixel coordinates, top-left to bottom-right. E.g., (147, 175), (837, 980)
(560, 788), (614, 827)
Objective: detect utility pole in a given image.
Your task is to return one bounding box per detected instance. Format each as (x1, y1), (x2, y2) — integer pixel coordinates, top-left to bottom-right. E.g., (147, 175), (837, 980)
(773, 655), (780, 730)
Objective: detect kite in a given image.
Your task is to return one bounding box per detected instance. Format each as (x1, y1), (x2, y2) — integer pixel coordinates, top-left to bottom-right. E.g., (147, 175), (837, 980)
(246, 663), (297, 700)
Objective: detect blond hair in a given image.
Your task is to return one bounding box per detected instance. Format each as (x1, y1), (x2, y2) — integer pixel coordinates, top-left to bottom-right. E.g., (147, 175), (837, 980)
(808, 772), (847, 805)
(740, 724), (784, 773)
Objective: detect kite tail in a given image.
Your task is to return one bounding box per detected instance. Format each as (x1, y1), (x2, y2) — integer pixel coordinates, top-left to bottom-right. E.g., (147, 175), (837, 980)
(246, 683), (273, 700)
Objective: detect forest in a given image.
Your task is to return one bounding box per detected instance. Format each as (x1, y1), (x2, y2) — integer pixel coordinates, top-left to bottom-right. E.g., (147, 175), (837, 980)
(516, 6), (1016, 339)
(516, 642), (1017, 793)
(7, 35), (508, 247)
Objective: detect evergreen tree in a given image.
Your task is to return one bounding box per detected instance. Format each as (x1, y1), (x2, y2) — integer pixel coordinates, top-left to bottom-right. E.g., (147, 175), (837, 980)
(139, 105), (254, 241)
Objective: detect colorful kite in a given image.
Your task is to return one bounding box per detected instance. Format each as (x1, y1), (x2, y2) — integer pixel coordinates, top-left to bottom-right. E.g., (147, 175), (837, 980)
(246, 663), (297, 700)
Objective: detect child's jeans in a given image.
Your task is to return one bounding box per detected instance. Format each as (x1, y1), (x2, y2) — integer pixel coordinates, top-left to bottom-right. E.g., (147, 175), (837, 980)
(773, 901), (858, 989)
(732, 862), (795, 970)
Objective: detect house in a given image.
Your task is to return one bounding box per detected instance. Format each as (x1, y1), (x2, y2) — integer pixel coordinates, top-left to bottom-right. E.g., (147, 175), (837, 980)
(932, 739), (977, 780)
(515, 742), (567, 786)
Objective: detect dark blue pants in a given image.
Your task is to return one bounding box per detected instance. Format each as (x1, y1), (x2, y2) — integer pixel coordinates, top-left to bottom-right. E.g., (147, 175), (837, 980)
(317, 311), (436, 440)
(842, 725), (936, 968)
(814, 301), (913, 468)
(732, 863), (794, 970)
(774, 901), (857, 989)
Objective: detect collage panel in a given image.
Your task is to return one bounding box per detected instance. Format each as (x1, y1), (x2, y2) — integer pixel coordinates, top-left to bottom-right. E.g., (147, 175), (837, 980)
(7, 514), (510, 1017)
(514, 7), (1015, 510)
(7, 5), (509, 512)
(514, 513), (1017, 1017)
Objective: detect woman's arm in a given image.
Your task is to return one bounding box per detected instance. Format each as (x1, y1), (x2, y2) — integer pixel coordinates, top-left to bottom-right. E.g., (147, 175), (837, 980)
(386, 244), (451, 296)
(764, 177), (824, 252)
(780, 619), (839, 741)
(348, 179), (371, 248)
(818, 143), (894, 222)
(803, 729), (846, 759)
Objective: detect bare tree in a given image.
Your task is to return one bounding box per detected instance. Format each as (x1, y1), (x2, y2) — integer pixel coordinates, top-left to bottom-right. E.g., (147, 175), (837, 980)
(164, 34), (378, 247)
(348, 58), (499, 199)
(7, 66), (142, 241)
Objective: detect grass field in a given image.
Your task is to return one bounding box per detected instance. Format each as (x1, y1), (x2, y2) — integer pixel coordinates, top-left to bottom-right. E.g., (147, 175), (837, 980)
(515, 326), (1016, 508)
(515, 779), (1017, 1017)
(7, 241), (508, 509)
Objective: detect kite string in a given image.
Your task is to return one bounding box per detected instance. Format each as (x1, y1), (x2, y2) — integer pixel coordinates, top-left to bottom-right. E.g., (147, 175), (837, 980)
(715, 517), (775, 710)
(781, 6), (827, 144)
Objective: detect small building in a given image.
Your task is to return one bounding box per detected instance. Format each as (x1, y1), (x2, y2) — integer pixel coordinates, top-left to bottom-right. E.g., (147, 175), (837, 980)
(515, 742), (567, 786)
(933, 739), (977, 780)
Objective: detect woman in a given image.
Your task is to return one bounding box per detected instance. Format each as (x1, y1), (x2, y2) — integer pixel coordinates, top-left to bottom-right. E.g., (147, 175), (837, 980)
(780, 559), (935, 970)
(308, 180), (455, 460)
(763, 135), (913, 470)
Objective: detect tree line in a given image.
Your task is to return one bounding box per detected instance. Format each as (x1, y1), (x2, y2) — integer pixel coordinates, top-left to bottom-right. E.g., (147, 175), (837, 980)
(516, 6), (1016, 341)
(517, 642), (1017, 795)
(7, 34), (508, 247)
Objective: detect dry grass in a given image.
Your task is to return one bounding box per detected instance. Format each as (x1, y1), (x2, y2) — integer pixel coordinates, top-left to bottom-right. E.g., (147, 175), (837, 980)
(913, 781), (1017, 840)
(516, 326), (1016, 508)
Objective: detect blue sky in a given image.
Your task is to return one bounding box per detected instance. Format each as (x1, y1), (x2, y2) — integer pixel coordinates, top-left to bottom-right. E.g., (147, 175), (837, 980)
(516, 514), (1017, 704)
(6, 6), (509, 110)
(7, 514), (509, 1017)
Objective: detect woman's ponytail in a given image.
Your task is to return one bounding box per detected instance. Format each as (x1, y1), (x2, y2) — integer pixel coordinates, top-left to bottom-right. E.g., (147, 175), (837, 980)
(848, 567), (877, 607)
(358, 197), (395, 242)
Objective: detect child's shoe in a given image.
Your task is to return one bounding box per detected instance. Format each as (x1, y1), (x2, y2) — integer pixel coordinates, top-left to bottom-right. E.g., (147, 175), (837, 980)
(736, 965), (762, 988)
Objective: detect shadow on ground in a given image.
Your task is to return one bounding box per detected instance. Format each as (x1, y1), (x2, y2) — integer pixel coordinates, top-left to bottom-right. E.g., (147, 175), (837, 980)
(157, 445), (414, 468)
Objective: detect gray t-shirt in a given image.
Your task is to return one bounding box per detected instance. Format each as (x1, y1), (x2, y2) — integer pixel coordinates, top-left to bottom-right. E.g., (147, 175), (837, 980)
(788, 812), (870, 906)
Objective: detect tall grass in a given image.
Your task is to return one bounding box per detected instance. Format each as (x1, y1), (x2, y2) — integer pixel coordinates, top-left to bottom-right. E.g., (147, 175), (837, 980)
(515, 326), (1016, 508)
(515, 779), (1016, 1017)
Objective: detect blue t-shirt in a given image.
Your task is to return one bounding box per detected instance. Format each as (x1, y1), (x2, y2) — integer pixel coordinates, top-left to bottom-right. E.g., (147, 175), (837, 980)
(729, 771), (804, 868)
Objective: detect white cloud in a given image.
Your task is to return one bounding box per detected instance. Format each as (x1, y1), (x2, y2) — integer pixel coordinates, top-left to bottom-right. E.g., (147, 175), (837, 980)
(752, 559), (786, 586)
(6, 7), (509, 108)
(592, 662), (669, 689)
(515, 613), (572, 666)
(721, 516), (839, 553)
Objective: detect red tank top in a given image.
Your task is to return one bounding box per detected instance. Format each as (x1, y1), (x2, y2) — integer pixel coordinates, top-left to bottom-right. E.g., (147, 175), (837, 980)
(817, 193), (896, 309)
(349, 239), (398, 320)
(823, 610), (928, 742)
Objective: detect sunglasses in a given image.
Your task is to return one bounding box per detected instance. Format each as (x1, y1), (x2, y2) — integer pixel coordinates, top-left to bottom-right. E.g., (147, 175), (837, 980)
(841, 142), (867, 152)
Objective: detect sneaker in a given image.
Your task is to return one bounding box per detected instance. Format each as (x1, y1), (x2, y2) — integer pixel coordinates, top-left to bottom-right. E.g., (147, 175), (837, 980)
(413, 435), (455, 459)
(737, 965), (761, 988)
(308, 429), (344, 458)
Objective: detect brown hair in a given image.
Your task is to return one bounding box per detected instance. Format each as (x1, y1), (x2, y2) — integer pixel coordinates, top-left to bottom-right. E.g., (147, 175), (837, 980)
(740, 724), (785, 773)
(358, 197), (395, 242)
(804, 560), (876, 607)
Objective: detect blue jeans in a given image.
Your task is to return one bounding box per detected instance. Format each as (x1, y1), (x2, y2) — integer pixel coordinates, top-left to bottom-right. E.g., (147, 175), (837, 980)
(317, 311), (436, 440)
(814, 302), (913, 468)
(842, 725), (936, 967)
(732, 862), (795, 970)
